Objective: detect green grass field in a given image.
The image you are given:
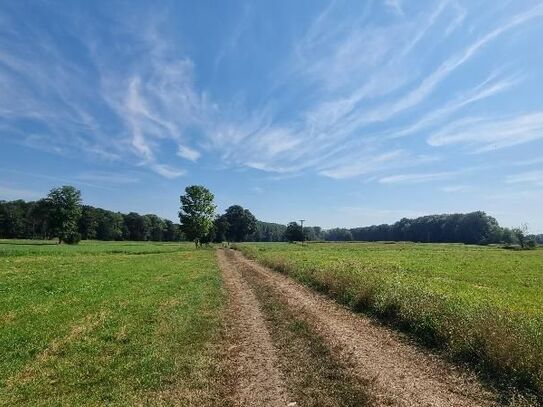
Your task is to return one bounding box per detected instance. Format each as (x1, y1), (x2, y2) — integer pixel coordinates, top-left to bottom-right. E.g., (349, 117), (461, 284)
(3, 239), (542, 403)
(236, 242), (543, 398)
(0, 240), (225, 406)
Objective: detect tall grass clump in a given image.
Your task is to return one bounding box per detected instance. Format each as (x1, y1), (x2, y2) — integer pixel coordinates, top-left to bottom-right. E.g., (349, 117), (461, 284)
(235, 244), (543, 401)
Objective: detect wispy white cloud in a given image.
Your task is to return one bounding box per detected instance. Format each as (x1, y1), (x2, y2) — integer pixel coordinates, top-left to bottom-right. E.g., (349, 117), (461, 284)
(445, 3), (466, 36)
(213, 3), (252, 71)
(224, 1), (541, 180)
(1, 1), (543, 185)
(319, 150), (406, 179)
(177, 145), (201, 162)
(319, 150), (437, 179)
(0, 9), (199, 179)
(387, 72), (519, 139)
(149, 164), (186, 179)
(379, 171), (459, 184)
(440, 184), (471, 193)
(75, 171), (140, 185)
(326, 3), (543, 134)
(384, 0), (404, 16)
(0, 168), (112, 190)
(427, 112), (543, 151)
(505, 170), (543, 187)
(513, 157), (543, 167)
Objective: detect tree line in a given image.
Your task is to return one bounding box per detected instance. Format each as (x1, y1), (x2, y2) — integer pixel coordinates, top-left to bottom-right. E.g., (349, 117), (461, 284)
(1, 185), (540, 246)
(318, 212), (539, 247)
(0, 186), (182, 243)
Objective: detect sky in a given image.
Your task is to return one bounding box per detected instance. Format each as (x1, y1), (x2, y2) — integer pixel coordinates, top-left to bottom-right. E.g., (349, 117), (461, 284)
(1, 0), (543, 232)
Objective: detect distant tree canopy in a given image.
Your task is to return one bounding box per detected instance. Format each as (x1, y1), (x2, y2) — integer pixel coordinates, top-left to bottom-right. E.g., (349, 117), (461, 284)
(0, 193), (183, 243)
(284, 222), (305, 242)
(179, 185), (216, 246)
(325, 228), (353, 242)
(1, 187), (536, 247)
(247, 221), (287, 242)
(303, 226), (323, 241)
(328, 211), (511, 245)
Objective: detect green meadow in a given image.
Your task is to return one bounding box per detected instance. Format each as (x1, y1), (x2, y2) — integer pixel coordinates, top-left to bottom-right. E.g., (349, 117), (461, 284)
(237, 242), (543, 398)
(0, 241), (225, 406)
(2, 239), (543, 403)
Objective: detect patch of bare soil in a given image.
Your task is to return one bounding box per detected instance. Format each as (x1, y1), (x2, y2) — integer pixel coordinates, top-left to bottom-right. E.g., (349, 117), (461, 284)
(225, 249), (502, 407)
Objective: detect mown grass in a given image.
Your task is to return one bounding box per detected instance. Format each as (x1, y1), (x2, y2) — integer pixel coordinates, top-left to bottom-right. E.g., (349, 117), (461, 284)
(236, 242), (543, 402)
(0, 239), (183, 256)
(0, 241), (227, 406)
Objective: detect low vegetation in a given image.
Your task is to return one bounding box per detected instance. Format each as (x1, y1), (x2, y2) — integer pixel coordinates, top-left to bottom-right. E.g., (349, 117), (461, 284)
(0, 240), (226, 406)
(236, 242), (543, 401)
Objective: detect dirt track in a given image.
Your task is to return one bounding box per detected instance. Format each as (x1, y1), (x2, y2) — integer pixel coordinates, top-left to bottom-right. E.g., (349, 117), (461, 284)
(219, 250), (289, 406)
(219, 248), (501, 407)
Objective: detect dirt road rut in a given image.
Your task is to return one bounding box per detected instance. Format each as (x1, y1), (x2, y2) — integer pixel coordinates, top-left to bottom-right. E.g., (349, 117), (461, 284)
(219, 248), (500, 407)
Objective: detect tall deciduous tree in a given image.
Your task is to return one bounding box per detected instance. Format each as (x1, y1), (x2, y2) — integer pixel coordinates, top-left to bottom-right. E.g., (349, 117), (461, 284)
(224, 205), (257, 242)
(179, 185), (216, 246)
(47, 186), (82, 244)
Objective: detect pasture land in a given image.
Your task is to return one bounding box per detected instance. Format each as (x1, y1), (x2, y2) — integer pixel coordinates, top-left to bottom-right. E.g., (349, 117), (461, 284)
(236, 242), (543, 400)
(0, 240), (226, 406)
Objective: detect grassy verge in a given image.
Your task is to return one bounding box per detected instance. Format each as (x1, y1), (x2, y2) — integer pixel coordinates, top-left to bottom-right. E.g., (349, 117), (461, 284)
(0, 241), (227, 406)
(235, 242), (543, 403)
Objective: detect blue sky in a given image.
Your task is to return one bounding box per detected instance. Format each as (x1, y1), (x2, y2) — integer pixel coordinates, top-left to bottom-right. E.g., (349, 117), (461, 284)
(1, 0), (543, 232)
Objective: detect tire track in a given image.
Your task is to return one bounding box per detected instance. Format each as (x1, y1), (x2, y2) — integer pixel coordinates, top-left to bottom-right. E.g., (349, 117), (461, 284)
(224, 249), (501, 407)
(218, 249), (289, 407)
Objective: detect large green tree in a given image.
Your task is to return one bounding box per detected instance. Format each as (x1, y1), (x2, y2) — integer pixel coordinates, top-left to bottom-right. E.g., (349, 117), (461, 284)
(223, 205), (257, 242)
(179, 185), (216, 246)
(47, 186), (82, 244)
